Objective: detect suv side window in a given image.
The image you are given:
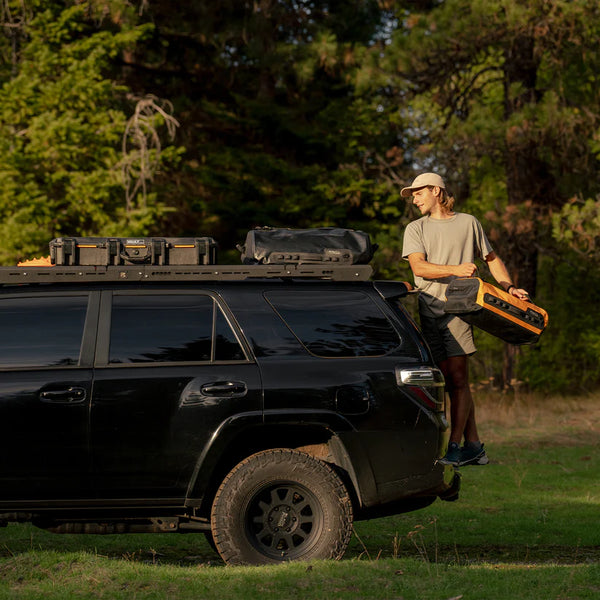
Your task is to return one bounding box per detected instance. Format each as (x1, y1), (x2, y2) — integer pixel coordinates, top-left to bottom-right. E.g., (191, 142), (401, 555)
(0, 295), (88, 368)
(266, 290), (401, 357)
(109, 294), (245, 364)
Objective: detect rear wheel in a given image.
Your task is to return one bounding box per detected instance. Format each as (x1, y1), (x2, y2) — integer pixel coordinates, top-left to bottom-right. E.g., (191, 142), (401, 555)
(210, 449), (353, 565)
(203, 531), (218, 553)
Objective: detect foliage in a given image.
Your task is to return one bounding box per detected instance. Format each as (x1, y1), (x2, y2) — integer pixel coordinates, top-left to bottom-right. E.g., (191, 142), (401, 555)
(111, 1), (418, 249)
(371, 0), (600, 390)
(517, 255), (600, 392)
(468, 250), (600, 394)
(1, 1), (600, 390)
(381, 0), (600, 291)
(0, 2), (180, 264)
(552, 195), (600, 260)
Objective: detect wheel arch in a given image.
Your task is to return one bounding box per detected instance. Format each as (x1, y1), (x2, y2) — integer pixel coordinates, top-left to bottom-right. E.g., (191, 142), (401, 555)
(185, 417), (373, 518)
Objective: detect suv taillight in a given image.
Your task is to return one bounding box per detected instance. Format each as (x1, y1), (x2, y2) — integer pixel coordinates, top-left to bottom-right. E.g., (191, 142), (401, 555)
(395, 367), (445, 411)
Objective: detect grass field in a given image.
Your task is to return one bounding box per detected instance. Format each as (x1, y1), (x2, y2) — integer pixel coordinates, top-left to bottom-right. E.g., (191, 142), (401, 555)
(1, 392), (598, 599)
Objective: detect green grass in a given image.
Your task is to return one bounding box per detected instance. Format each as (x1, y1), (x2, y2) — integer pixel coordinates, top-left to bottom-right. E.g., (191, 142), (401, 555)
(351, 443), (599, 562)
(0, 552), (598, 600)
(1, 394), (599, 599)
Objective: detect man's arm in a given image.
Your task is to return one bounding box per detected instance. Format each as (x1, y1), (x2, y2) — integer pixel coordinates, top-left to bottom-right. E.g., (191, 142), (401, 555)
(485, 252), (529, 299)
(407, 252), (478, 279)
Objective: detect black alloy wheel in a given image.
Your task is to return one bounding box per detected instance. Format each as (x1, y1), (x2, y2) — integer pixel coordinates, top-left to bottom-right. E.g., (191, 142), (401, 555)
(210, 448), (353, 565)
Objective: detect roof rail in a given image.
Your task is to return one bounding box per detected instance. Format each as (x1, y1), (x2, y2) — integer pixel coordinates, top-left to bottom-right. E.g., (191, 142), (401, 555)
(0, 264), (373, 285)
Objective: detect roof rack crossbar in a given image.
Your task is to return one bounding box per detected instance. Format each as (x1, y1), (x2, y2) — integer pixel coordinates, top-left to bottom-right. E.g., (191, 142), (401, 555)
(0, 264), (372, 285)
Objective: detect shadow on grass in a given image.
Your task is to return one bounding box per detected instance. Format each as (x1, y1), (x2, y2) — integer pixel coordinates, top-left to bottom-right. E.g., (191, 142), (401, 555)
(0, 523), (221, 567)
(2, 521), (599, 569)
(346, 537), (600, 565)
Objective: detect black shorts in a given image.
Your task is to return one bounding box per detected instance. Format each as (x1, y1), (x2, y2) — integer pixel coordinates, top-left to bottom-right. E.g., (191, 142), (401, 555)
(420, 314), (476, 365)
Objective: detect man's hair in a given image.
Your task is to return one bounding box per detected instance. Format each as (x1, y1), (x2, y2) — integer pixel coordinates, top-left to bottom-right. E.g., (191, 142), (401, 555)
(433, 186), (455, 211)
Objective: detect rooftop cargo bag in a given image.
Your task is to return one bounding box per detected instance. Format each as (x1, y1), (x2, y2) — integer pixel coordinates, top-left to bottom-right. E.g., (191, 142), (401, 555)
(238, 227), (376, 265)
(444, 277), (548, 345)
(50, 237), (218, 266)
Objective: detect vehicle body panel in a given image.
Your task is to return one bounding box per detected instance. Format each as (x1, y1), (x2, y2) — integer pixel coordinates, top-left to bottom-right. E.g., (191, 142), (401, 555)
(0, 277), (453, 523)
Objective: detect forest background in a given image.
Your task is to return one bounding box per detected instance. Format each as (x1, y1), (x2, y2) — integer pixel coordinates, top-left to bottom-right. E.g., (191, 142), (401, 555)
(1, 0), (599, 394)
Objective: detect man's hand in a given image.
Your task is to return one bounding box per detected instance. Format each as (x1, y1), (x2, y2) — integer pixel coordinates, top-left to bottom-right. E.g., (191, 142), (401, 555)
(508, 286), (529, 301)
(454, 262), (478, 277)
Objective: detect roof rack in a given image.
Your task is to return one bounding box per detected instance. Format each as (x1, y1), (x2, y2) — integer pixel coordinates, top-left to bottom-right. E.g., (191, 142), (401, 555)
(0, 263), (373, 285)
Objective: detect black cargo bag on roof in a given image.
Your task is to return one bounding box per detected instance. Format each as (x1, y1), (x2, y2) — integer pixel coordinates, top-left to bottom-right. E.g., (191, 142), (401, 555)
(238, 227), (376, 265)
(50, 236), (218, 266)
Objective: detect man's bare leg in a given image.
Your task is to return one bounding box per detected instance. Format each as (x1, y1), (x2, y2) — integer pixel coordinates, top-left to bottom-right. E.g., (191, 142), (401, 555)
(439, 355), (480, 445)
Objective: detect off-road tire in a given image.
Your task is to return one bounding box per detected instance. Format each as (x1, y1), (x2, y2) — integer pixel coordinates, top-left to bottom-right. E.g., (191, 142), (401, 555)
(203, 531), (218, 553)
(210, 448), (353, 565)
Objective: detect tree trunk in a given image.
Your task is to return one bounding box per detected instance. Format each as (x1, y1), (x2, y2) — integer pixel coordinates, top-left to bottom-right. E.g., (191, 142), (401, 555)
(502, 343), (518, 391)
(500, 34), (553, 385)
(503, 34), (543, 295)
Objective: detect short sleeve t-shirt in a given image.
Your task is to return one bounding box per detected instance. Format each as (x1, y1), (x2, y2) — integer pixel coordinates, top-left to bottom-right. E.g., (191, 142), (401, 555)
(402, 212), (494, 317)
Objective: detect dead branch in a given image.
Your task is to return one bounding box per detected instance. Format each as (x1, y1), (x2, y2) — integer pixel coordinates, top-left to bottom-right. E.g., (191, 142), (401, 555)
(121, 94), (180, 211)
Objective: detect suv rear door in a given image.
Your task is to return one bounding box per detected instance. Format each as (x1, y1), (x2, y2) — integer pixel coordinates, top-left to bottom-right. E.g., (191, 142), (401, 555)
(0, 291), (96, 500)
(89, 289), (262, 499)
(258, 286), (442, 503)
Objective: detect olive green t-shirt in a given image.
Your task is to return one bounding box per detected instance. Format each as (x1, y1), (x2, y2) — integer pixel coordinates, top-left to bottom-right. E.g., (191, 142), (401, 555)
(402, 212), (494, 318)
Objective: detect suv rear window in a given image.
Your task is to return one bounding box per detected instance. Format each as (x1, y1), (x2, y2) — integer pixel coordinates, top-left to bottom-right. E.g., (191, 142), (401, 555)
(109, 294), (245, 364)
(266, 290), (401, 357)
(0, 295), (88, 368)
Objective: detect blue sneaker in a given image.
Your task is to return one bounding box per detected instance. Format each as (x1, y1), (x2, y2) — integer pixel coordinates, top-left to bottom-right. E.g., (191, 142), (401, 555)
(460, 442), (489, 466)
(438, 442), (461, 466)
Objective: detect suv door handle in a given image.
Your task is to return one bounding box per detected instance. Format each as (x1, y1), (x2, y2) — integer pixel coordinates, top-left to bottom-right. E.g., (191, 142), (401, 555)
(201, 381), (247, 398)
(40, 387), (87, 404)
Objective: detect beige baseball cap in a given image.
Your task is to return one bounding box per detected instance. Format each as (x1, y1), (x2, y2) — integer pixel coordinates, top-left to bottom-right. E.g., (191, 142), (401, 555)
(400, 172), (446, 197)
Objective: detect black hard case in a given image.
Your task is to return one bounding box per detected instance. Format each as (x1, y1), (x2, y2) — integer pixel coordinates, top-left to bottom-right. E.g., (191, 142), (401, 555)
(444, 277), (548, 345)
(50, 237), (218, 266)
(238, 227), (375, 265)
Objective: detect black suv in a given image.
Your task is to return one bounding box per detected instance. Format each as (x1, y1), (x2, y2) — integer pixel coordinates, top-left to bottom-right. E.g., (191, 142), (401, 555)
(0, 262), (458, 565)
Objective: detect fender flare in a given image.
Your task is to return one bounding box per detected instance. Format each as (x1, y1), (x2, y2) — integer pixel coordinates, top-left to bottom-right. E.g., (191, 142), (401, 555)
(184, 409), (378, 512)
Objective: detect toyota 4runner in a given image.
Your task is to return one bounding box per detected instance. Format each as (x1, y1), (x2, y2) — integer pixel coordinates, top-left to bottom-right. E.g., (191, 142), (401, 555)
(0, 262), (459, 565)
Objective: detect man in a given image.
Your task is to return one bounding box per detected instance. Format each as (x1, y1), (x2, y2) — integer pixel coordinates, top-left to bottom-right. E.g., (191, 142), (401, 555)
(401, 173), (528, 466)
